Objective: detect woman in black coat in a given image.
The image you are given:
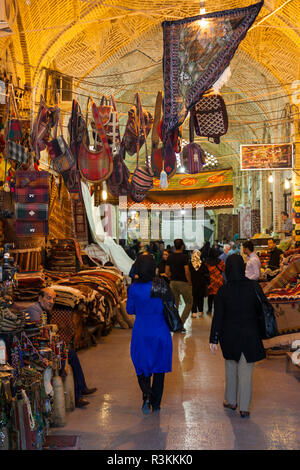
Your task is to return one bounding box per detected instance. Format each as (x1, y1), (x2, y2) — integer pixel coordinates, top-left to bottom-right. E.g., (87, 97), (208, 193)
(189, 250), (210, 318)
(209, 254), (266, 418)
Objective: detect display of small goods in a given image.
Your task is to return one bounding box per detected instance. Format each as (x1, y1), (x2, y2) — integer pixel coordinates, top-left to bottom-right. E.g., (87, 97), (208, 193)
(0, 320), (68, 450)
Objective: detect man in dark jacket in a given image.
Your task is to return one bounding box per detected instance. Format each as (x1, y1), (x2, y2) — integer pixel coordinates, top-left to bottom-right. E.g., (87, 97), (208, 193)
(165, 239), (192, 331)
(267, 238), (283, 280)
(25, 288), (97, 408)
(209, 255), (266, 418)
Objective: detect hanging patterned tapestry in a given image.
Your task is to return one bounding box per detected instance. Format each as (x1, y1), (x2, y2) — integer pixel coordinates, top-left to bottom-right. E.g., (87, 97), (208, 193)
(162, 1), (263, 140)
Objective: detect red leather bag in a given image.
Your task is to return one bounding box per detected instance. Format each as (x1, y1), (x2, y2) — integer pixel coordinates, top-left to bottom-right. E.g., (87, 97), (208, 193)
(78, 98), (113, 183)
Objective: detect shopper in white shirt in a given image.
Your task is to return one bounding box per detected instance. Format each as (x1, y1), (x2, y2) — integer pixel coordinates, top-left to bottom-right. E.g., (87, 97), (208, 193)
(242, 240), (261, 281)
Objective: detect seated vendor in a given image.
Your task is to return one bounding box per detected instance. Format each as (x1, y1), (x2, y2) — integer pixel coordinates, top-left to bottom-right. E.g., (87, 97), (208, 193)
(266, 238), (283, 281)
(24, 288), (97, 408)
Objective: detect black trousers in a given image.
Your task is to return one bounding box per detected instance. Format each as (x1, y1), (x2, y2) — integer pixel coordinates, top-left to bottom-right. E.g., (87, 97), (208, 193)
(192, 291), (204, 313)
(207, 294), (216, 312)
(68, 349), (88, 401)
(137, 373), (165, 410)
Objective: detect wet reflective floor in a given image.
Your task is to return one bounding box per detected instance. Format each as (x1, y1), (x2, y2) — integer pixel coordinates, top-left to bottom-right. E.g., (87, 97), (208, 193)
(52, 314), (300, 450)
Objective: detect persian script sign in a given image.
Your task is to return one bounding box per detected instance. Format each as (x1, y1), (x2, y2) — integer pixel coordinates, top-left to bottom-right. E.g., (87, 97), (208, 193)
(240, 143), (294, 170)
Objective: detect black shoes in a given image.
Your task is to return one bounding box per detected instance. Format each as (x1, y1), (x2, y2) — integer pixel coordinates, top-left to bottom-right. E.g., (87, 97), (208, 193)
(223, 401), (237, 410)
(142, 399), (151, 415)
(82, 387), (97, 396)
(240, 411), (250, 418)
(75, 397), (90, 408)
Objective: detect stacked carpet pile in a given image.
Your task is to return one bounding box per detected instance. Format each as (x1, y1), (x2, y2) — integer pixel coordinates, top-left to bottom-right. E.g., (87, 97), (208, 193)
(14, 272), (45, 301)
(44, 267), (131, 349)
(46, 239), (83, 273)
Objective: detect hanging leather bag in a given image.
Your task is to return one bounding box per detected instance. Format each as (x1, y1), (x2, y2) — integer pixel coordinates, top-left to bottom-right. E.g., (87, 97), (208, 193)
(4, 85), (22, 142)
(182, 114), (206, 174)
(151, 91), (164, 178)
(122, 93), (153, 156)
(106, 96), (130, 197)
(193, 89), (228, 144)
(32, 96), (57, 158)
(130, 95), (154, 203)
(47, 109), (75, 174)
(78, 98), (113, 183)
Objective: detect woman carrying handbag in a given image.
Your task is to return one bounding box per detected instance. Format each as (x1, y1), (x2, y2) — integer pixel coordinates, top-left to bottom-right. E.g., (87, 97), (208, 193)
(126, 256), (172, 414)
(209, 254), (270, 418)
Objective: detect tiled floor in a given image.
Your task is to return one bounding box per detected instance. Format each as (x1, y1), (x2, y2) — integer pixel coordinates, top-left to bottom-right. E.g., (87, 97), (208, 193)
(52, 314), (300, 450)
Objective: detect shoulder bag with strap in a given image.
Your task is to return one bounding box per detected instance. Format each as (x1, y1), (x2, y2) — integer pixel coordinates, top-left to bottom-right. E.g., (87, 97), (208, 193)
(5, 86), (29, 166)
(193, 88), (228, 144)
(106, 95), (130, 197)
(122, 93), (153, 156)
(130, 94), (154, 203)
(151, 91), (164, 178)
(182, 113), (206, 174)
(78, 97), (113, 183)
(47, 108), (75, 174)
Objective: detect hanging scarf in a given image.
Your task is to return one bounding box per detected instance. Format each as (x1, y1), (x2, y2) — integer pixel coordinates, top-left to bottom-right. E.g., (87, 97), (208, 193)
(162, 1), (263, 141)
(191, 250), (202, 271)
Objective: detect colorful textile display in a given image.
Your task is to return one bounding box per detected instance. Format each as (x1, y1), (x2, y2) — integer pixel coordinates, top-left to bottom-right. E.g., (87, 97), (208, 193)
(239, 207), (252, 239)
(251, 209), (260, 237)
(48, 175), (71, 240)
(126, 169), (233, 209)
(15, 171), (50, 237)
(217, 213), (239, 241)
(162, 1), (263, 140)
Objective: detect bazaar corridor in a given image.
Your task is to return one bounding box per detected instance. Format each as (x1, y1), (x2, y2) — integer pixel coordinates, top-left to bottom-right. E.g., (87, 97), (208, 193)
(51, 315), (300, 451)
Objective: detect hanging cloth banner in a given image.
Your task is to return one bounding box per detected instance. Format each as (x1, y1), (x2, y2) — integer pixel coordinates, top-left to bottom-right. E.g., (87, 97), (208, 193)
(162, 1), (263, 141)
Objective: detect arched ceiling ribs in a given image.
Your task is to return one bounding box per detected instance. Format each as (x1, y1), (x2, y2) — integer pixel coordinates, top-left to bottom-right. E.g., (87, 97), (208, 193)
(74, 21), (161, 90)
(32, 2), (119, 86)
(261, 1), (300, 49)
(16, 7), (31, 86)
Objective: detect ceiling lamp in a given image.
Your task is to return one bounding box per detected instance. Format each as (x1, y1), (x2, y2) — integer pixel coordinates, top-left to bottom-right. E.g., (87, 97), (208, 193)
(268, 174), (274, 183)
(102, 181), (107, 201)
(284, 179), (290, 190)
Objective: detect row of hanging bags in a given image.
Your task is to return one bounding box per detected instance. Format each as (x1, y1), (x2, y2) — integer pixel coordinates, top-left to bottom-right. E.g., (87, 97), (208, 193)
(129, 93), (154, 203)
(182, 113), (206, 174)
(78, 97), (113, 184)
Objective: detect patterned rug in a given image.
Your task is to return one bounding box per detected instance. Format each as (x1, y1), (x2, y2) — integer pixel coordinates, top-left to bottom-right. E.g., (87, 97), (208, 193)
(43, 435), (80, 450)
(162, 1), (263, 139)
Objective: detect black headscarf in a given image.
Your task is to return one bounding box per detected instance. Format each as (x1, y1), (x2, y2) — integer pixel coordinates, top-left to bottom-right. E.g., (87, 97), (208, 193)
(135, 254), (156, 283)
(225, 254), (247, 282)
(206, 247), (221, 266)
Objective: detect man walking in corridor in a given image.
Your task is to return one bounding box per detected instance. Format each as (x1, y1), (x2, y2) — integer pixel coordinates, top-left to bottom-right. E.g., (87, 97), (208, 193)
(165, 239), (193, 332)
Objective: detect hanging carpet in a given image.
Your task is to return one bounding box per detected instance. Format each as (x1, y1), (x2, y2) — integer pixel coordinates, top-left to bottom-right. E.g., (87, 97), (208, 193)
(162, 1), (263, 140)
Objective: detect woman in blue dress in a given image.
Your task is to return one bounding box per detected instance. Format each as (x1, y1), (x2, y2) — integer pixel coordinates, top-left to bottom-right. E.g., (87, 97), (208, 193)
(126, 255), (173, 414)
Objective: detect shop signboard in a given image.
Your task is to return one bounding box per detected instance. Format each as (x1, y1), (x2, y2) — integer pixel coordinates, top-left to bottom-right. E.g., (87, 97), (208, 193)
(240, 143), (294, 170)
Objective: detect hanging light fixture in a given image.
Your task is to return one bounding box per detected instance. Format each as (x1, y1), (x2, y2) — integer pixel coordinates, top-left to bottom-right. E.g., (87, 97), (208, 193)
(284, 179), (290, 190)
(268, 174), (274, 183)
(102, 181), (107, 201)
(200, 0), (205, 14)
